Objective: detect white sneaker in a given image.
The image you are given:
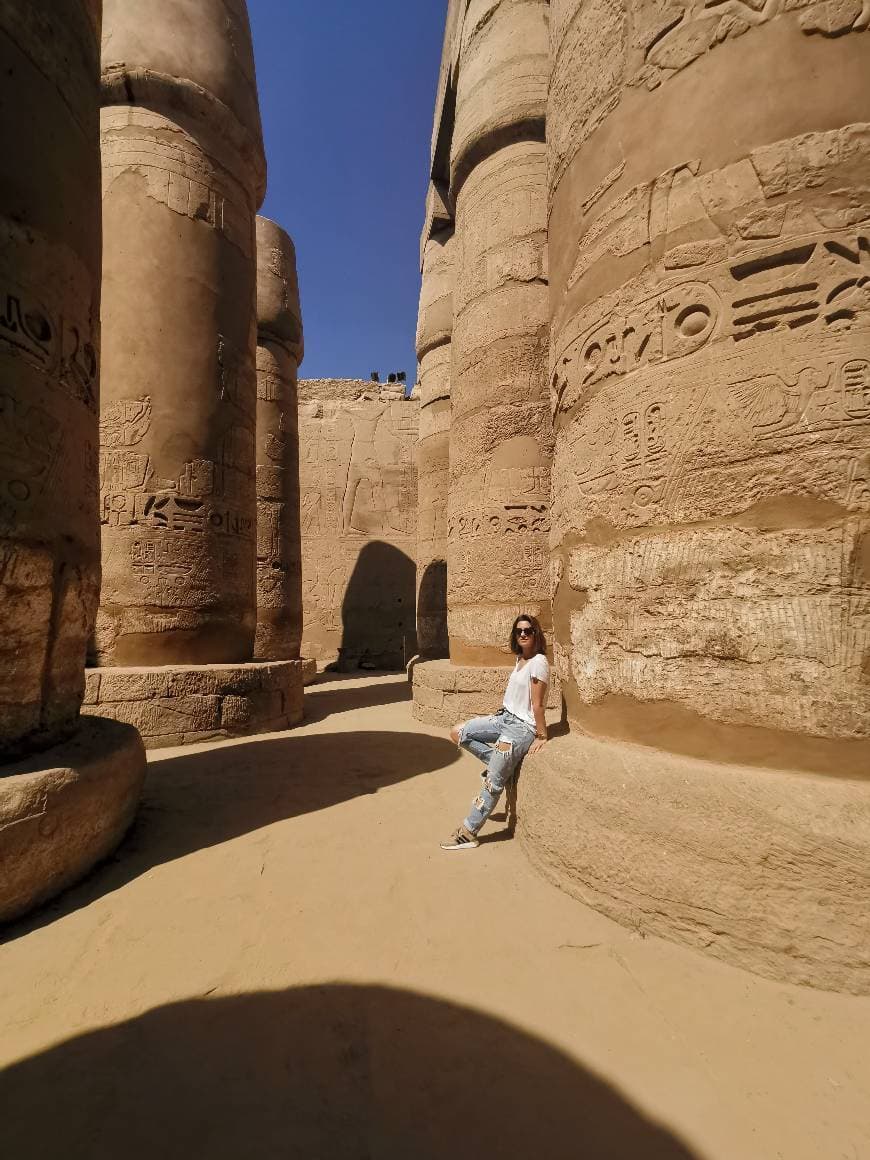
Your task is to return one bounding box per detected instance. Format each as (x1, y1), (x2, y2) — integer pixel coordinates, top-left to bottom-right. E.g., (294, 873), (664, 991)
(440, 827), (479, 851)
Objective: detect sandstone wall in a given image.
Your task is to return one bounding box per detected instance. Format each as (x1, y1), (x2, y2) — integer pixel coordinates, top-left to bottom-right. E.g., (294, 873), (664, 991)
(299, 382), (418, 669)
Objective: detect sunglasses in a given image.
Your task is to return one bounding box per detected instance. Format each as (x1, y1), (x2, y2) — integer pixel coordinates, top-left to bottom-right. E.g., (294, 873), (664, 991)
(515, 627), (534, 637)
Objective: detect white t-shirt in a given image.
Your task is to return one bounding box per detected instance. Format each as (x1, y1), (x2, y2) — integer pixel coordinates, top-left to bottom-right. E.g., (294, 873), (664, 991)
(502, 653), (550, 729)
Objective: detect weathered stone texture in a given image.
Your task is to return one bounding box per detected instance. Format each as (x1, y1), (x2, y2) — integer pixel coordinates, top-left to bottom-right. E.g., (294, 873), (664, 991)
(416, 227), (455, 658)
(84, 661), (304, 750)
(444, 0), (553, 668)
(299, 384), (418, 669)
(515, 0), (870, 992)
(519, 732), (870, 996)
(448, 138), (553, 664)
(255, 216), (303, 662)
(0, 716), (146, 923)
(451, 0), (549, 189)
(0, 0), (102, 755)
(412, 658), (560, 728)
(299, 379), (407, 403)
(95, 0), (266, 666)
(546, 5), (870, 746)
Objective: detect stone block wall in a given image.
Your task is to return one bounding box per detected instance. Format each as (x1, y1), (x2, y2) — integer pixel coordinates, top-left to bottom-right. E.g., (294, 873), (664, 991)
(298, 380), (418, 670)
(83, 660), (304, 750)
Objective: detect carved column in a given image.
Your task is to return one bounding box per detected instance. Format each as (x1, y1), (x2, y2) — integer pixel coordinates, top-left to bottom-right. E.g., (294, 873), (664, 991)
(413, 0), (554, 723)
(254, 216), (303, 662)
(0, 0), (145, 922)
(416, 223), (455, 659)
(521, 0), (870, 994)
(96, 0), (266, 666)
(88, 1), (304, 747)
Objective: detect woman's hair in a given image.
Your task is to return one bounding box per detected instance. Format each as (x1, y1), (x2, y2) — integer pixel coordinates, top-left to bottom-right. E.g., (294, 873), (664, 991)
(509, 613), (546, 657)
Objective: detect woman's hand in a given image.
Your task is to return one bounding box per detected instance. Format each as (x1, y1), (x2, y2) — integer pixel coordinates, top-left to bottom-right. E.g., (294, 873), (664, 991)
(529, 737), (548, 756)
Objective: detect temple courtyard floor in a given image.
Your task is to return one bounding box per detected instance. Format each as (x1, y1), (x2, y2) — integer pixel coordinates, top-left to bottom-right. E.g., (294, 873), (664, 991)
(1, 673), (868, 1159)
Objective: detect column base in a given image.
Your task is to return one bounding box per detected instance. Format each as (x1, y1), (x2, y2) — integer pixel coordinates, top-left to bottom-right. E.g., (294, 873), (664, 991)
(0, 716), (146, 923)
(412, 658), (560, 728)
(83, 660), (305, 750)
(518, 731), (870, 996)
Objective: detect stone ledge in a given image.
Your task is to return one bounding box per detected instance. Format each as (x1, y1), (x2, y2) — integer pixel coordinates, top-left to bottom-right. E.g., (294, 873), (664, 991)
(0, 716), (146, 923)
(84, 661), (305, 750)
(412, 658), (561, 728)
(301, 658), (318, 686)
(518, 731), (870, 996)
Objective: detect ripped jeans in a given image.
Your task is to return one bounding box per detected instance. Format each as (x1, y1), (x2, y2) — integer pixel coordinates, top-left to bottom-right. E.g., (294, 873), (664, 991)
(457, 709), (536, 835)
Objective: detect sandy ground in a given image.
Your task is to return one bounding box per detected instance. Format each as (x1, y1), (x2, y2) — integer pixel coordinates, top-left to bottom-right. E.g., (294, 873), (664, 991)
(1, 672), (869, 1160)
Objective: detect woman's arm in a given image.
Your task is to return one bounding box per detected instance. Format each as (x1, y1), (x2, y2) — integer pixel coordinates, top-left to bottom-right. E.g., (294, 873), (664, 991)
(529, 677), (548, 754)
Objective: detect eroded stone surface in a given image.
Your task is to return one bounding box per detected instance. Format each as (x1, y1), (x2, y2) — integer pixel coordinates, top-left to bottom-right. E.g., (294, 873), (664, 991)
(95, 0), (266, 666)
(0, 0), (102, 755)
(412, 658), (560, 728)
(299, 382), (418, 670)
(84, 661), (304, 749)
(255, 217), (303, 662)
(546, 9), (870, 748)
(523, 0), (870, 990)
(446, 2), (553, 666)
(519, 731), (870, 996)
(451, 0), (549, 190)
(0, 716), (146, 922)
(416, 227), (455, 658)
(414, 0), (870, 992)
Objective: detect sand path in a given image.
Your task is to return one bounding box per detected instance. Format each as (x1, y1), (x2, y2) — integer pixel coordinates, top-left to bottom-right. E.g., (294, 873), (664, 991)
(1, 673), (869, 1159)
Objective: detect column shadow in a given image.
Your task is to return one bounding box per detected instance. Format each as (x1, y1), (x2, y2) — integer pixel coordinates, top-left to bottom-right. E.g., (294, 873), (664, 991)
(302, 673), (411, 723)
(331, 540), (416, 672)
(0, 984), (701, 1160)
(2, 728), (457, 942)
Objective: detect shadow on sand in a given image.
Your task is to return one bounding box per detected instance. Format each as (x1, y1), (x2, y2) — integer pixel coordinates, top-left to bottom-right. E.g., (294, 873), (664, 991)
(3, 727), (457, 942)
(0, 983), (699, 1160)
(303, 671), (411, 723)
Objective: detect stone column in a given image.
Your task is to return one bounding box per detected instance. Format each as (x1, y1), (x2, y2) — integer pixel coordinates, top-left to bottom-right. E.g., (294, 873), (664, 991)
(416, 224), (455, 659)
(413, 0), (554, 724)
(254, 216), (303, 663)
(96, 0), (265, 666)
(87, 1), (303, 747)
(521, 0), (870, 994)
(0, 0), (145, 922)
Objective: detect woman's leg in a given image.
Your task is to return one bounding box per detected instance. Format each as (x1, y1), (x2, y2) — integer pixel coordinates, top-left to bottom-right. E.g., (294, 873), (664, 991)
(462, 720), (535, 836)
(451, 714), (502, 765)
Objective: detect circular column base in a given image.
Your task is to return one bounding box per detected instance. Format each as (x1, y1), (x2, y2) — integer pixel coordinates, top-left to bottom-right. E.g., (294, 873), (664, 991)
(84, 660), (305, 750)
(412, 658), (560, 728)
(518, 731), (870, 995)
(0, 716), (146, 923)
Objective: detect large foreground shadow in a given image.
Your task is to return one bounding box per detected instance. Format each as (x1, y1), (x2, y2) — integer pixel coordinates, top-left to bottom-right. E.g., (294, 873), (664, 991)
(0, 984), (699, 1160)
(4, 729), (457, 940)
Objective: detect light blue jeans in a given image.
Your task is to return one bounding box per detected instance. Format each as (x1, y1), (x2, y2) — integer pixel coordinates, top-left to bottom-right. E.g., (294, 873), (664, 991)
(457, 709), (536, 835)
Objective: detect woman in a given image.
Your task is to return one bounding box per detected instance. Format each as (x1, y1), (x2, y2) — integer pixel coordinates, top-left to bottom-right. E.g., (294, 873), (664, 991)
(441, 614), (549, 851)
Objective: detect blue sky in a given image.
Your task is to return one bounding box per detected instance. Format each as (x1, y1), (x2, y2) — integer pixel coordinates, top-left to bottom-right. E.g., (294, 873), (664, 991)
(250, 1), (447, 382)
